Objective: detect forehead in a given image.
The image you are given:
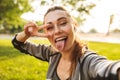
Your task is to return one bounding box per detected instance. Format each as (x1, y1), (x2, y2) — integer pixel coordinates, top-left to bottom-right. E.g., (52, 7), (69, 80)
(44, 10), (70, 24)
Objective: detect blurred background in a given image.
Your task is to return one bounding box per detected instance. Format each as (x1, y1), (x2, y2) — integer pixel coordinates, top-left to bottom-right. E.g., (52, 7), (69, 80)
(0, 0), (120, 80)
(0, 0), (120, 43)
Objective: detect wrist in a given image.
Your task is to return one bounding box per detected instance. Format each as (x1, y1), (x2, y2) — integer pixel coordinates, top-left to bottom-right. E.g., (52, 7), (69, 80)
(16, 31), (30, 42)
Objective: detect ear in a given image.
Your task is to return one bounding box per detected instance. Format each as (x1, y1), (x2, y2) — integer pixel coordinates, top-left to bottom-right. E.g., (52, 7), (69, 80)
(73, 22), (77, 31)
(71, 17), (78, 26)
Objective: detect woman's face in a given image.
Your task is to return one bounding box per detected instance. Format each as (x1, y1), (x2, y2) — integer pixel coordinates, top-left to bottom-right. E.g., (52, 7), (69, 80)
(44, 10), (76, 52)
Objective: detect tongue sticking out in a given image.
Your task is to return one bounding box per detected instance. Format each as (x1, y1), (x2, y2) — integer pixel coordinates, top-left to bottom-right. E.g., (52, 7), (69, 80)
(55, 40), (65, 51)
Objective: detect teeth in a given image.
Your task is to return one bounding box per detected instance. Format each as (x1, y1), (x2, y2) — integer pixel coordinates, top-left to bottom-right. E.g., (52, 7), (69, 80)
(55, 36), (67, 42)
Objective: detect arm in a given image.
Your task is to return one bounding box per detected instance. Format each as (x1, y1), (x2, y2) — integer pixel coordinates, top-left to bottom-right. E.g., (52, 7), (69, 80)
(12, 34), (54, 61)
(16, 31), (29, 42)
(12, 22), (52, 61)
(81, 51), (120, 80)
(88, 54), (120, 80)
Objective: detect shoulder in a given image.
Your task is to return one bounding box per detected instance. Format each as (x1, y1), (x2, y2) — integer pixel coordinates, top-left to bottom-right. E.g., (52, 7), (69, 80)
(80, 50), (106, 63)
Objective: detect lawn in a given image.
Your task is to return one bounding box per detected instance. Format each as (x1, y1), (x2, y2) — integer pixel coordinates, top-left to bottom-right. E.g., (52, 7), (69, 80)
(0, 39), (120, 80)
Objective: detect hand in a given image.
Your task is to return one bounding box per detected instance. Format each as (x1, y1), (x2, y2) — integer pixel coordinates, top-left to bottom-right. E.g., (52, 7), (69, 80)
(24, 22), (49, 38)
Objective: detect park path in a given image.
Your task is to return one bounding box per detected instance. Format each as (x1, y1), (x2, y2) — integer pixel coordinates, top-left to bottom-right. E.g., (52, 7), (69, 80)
(0, 33), (120, 44)
(79, 33), (120, 44)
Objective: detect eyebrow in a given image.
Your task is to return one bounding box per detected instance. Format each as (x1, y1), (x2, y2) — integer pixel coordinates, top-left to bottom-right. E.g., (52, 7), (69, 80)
(46, 17), (67, 24)
(57, 17), (67, 21)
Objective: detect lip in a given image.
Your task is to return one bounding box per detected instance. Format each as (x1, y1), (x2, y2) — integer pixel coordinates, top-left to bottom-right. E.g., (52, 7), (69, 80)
(54, 36), (68, 43)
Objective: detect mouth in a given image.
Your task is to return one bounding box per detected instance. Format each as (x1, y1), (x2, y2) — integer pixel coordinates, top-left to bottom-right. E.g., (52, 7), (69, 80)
(54, 36), (68, 51)
(55, 36), (68, 43)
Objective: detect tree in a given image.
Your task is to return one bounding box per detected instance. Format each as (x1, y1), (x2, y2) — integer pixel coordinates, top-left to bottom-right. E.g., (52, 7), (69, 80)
(0, 0), (32, 33)
(0, 0), (96, 33)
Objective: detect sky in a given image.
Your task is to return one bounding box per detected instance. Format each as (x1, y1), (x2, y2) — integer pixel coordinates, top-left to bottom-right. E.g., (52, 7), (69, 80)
(21, 0), (120, 33)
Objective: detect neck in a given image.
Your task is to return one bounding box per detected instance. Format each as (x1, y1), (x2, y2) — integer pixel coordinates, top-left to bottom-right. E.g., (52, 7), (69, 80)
(61, 52), (71, 61)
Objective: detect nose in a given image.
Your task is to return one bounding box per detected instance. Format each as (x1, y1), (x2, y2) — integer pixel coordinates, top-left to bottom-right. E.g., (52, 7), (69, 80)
(54, 25), (61, 35)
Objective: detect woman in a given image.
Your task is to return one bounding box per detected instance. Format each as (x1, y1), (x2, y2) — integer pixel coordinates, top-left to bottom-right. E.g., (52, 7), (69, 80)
(12, 6), (120, 80)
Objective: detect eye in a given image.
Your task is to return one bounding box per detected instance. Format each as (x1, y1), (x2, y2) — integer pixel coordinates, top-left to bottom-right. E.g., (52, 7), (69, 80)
(59, 21), (67, 26)
(46, 25), (54, 31)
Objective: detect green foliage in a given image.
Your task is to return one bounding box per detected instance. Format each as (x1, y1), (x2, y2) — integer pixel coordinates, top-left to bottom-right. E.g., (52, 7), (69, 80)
(0, 0), (96, 34)
(64, 0), (96, 14)
(0, 0), (32, 22)
(89, 28), (97, 33)
(0, 39), (120, 79)
(64, 0), (96, 24)
(0, 0), (32, 33)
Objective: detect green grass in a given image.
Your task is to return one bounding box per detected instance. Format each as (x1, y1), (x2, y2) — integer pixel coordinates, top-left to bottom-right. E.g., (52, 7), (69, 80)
(0, 39), (120, 80)
(0, 39), (49, 80)
(88, 41), (120, 60)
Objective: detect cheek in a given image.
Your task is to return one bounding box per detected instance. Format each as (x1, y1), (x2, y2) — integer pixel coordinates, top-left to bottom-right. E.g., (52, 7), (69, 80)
(67, 25), (76, 41)
(45, 29), (54, 36)
(65, 24), (75, 35)
(62, 24), (72, 32)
